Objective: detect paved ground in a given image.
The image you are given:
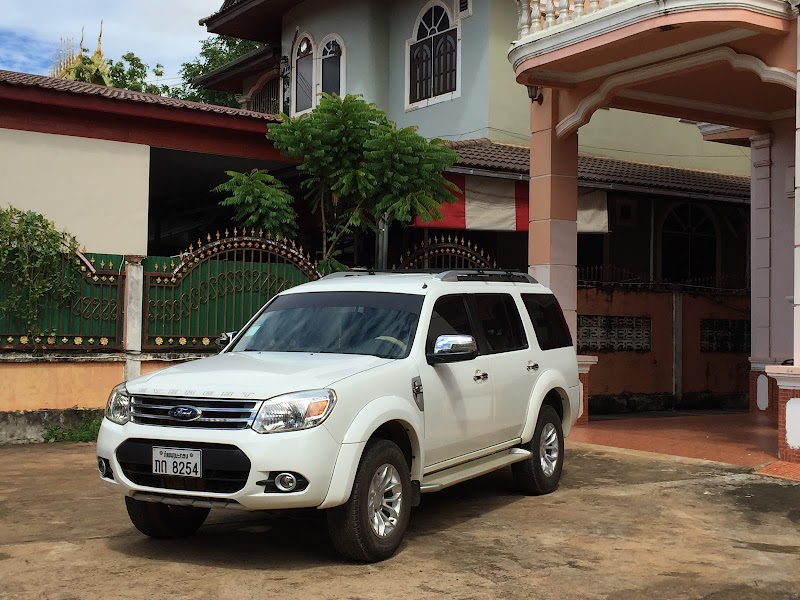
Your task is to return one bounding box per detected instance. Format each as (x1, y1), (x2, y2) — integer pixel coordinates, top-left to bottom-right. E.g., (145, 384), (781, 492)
(1, 442), (799, 600)
(570, 412), (778, 468)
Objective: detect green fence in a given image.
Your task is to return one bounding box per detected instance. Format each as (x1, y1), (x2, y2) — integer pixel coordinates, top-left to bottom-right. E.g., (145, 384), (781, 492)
(142, 233), (320, 352)
(0, 252), (125, 352)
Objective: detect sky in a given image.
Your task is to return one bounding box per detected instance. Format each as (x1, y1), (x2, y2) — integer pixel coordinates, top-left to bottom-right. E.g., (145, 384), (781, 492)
(0, 0), (224, 83)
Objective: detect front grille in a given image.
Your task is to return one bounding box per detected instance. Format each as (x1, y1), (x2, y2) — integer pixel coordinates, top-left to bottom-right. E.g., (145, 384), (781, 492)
(117, 439), (251, 494)
(130, 395), (260, 430)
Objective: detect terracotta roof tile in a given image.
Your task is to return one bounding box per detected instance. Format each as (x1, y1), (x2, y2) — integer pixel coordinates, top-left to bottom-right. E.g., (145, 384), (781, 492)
(0, 70), (280, 121)
(447, 138), (750, 201)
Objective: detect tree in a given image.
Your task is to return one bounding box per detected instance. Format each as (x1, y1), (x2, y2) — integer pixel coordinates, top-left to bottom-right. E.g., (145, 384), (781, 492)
(0, 206), (79, 336)
(213, 169), (298, 240)
(267, 94), (460, 271)
(171, 36), (262, 108)
(108, 52), (171, 95)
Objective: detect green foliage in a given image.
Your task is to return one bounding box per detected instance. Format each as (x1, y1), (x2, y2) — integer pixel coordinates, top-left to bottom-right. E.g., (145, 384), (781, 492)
(171, 36), (262, 107)
(267, 94), (460, 262)
(42, 414), (102, 443)
(0, 206), (79, 337)
(108, 52), (171, 95)
(213, 169), (298, 240)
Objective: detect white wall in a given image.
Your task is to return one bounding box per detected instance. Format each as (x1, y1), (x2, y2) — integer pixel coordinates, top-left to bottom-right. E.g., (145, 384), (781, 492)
(0, 128), (150, 255)
(282, 0), (391, 110)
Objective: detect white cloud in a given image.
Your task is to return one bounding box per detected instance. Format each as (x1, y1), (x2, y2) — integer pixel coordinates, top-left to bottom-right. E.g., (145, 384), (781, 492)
(0, 0), (224, 81)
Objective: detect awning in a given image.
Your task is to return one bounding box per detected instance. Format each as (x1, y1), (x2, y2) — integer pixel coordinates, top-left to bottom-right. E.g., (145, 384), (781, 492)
(414, 174), (609, 233)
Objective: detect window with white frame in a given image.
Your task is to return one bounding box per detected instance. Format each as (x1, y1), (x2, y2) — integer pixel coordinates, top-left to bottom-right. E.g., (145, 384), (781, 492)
(294, 36), (314, 114)
(408, 3), (458, 107)
(320, 37), (344, 97)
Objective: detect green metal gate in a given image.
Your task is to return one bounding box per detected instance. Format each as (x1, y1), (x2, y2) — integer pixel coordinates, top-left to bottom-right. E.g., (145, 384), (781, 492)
(142, 230), (320, 352)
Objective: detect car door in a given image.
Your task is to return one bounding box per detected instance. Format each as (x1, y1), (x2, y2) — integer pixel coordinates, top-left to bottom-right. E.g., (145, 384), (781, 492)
(469, 293), (538, 445)
(418, 294), (495, 467)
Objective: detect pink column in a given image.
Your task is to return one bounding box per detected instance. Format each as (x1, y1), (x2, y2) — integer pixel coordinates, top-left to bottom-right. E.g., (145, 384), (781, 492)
(528, 89), (579, 341)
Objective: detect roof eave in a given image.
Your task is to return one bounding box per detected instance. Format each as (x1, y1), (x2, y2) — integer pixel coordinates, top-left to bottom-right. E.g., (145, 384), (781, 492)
(193, 47), (278, 93)
(200, 0), (295, 43)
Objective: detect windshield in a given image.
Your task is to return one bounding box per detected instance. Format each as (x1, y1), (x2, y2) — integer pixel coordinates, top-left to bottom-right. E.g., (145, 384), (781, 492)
(231, 291), (424, 359)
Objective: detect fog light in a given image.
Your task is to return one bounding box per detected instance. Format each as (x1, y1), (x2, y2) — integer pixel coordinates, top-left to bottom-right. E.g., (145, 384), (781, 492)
(275, 472), (297, 492)
(97, 457), (113, 479)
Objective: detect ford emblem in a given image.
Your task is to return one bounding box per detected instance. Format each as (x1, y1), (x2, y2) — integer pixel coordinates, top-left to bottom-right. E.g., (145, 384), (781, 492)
(169, 406), (202, 421)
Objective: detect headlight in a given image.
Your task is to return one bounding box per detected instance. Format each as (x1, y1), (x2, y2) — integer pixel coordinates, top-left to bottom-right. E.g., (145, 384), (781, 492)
(252, 389), (336, 434)
(105, 383), (131, 425)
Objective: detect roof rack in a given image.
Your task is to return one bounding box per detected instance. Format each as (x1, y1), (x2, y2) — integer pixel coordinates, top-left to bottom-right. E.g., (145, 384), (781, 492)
(436, 270), (538, 284)
(322, 269), (538, 284)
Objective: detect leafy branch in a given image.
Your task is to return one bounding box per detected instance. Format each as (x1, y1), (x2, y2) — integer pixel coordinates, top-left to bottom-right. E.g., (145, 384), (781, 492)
(213, 169), (298, 240)
(0, 206), (79, 337)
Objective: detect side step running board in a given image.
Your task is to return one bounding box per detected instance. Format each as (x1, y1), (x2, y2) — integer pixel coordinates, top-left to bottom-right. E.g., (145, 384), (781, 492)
(420, 448), (531, 493)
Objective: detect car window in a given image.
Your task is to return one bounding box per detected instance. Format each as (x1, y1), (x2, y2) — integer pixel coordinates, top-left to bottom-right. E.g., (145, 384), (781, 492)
(471, 294), (527, 354)
(232, 292), (423, 359)
(521, 294), (573, 350)
(426, 295), (473, 354)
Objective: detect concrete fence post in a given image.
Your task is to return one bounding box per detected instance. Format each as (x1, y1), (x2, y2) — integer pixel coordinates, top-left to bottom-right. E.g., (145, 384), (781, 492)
(123, 256), (144, 381)
(673, 292), (683, 400)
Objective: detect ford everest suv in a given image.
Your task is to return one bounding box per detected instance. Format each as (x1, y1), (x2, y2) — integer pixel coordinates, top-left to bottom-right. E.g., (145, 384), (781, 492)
(97, 270), (580, 562)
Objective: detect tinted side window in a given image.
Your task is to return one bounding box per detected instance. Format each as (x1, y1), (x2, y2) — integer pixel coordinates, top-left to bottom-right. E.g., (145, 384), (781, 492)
(427, 295), (474, 353)
(522, 294), (573, 350)
(472, 294), (527, 354)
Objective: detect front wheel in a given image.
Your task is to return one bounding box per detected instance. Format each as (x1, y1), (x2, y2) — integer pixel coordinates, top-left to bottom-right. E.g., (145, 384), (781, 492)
(326, 439), (412, 562)
(125, 496), (209, 539)
(512, 405), (564, 495)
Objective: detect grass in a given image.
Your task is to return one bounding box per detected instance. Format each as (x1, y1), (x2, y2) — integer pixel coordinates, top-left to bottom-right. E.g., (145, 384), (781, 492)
(42, 414), (103, 443)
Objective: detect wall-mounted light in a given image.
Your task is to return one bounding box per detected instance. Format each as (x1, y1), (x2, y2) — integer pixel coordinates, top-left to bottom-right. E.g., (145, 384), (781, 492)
(527, 84), (543, 105)
(280, 55), (290, 77)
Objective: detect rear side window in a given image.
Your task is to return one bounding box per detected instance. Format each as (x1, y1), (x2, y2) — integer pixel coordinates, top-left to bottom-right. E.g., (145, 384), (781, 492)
(522, 294), (573, 350)
(471, 294), (527, 354)
(427, 295), (474, 353)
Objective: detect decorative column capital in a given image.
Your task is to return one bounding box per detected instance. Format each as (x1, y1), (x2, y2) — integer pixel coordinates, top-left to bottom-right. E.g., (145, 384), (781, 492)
(123, 255), (145, 266)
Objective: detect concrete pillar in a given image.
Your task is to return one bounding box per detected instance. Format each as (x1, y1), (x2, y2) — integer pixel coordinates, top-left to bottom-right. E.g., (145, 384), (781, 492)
(763, 39), (800, 463)
(528, 89), (579, 341)
(123, 256), (144, 382)
(750, 133), (772, 368)
(576, 355), (598, 426)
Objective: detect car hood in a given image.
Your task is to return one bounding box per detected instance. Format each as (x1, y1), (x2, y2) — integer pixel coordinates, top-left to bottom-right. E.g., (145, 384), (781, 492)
(126, 352), (393, 400)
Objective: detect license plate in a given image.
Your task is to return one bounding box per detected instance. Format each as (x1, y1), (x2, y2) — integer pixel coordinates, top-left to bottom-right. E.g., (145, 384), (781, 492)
(152, 447), (202, 478)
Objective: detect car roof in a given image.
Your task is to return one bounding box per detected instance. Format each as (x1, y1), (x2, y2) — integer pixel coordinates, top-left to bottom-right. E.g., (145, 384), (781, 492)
(280, 270), (550, 297)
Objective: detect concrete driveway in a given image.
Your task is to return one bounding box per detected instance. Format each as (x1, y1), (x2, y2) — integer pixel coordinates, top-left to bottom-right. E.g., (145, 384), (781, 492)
(0, 442), (799, 600)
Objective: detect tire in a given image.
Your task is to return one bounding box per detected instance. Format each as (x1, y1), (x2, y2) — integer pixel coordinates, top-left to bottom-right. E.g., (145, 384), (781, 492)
(512, 405), (564, 495)
(326, 439), (412, 562)
(124, 496), (210, 539)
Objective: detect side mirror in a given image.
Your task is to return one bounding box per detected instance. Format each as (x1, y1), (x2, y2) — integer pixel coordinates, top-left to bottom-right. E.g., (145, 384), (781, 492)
(426, 334), (478, 365)
(216, 331), (238, 350)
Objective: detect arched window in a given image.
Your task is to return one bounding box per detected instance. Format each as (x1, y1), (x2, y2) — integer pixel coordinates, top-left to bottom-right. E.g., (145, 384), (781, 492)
(409, 3), (458, 105)
(320, 37), (344, 97)
(294, 36), (314, 114)
(661, 203), (718, 285)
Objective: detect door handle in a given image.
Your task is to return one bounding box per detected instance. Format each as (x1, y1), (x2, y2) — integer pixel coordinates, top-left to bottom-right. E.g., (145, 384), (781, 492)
(527, 363), (539, 372)
(473, 372), (489, 382)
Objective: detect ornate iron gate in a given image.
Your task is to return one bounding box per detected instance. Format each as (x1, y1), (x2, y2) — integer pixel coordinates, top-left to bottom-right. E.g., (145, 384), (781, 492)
(143, 230), (320, 352)
(0, 252), (125, 352)
(397, 236), (494, 270)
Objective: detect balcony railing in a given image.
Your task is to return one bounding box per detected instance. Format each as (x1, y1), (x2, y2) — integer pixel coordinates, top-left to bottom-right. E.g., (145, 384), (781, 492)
(515, 0), (791, 41)
(516, 0), (625, 38)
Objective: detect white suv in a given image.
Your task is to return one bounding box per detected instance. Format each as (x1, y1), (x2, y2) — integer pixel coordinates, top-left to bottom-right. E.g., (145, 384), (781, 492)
(97, 270), (580, 562)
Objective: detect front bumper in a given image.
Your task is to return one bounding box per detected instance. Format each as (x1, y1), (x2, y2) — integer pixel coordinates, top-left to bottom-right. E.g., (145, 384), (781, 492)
(96, 419), (343, 510)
